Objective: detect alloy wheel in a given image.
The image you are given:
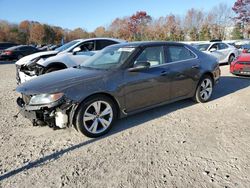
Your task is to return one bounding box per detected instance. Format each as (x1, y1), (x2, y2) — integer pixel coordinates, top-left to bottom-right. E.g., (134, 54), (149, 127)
(200, 78), (213, 101)
(83, 100), (113, 134)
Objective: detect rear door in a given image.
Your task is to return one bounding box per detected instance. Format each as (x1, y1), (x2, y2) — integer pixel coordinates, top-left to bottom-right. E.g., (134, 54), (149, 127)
(124, 45), (171, 112)
(218, 43), (230, 62)
(165, 45), (200, 99)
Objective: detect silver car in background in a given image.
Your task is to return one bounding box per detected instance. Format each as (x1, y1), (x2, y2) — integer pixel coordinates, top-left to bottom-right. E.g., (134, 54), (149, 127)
(16, 38), (126, 84)
(194, 40), (239, 64)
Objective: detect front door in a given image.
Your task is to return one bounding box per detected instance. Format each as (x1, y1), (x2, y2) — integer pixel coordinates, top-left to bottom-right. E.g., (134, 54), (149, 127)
(124, 45), (171, 113)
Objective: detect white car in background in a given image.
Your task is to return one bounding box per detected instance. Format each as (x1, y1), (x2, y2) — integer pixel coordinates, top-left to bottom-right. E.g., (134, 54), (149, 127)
(16, 38), (126, 84)
(194, 40), (239, 64)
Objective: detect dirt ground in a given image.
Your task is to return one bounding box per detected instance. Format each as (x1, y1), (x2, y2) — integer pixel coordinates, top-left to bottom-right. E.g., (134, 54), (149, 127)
(0, 62), (249, 188)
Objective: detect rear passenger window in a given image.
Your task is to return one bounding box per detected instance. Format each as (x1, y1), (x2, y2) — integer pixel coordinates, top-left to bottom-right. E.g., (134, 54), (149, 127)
(96, 40), (117, 50)
(168, 46), (196, 62)
(78, 41), (95, 51)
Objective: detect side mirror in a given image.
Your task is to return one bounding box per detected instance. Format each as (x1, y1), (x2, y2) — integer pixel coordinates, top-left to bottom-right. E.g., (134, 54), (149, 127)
(209, 48), (217, 52)
(128, 61), (150, 72)
(72, 47), (81, 55)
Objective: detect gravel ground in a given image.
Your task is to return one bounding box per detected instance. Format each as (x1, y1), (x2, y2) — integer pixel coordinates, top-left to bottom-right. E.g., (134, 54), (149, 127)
(0, 62), (249, 188)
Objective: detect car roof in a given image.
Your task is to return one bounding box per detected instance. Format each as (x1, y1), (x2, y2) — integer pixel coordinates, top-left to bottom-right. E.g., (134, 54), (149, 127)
(104, 41), (188, 49)
(73, 38), (127, 43)
(6, 45), (34, 50)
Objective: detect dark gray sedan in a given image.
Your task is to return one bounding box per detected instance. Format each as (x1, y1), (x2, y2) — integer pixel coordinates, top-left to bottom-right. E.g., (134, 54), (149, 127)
(16, 42), (220, 137)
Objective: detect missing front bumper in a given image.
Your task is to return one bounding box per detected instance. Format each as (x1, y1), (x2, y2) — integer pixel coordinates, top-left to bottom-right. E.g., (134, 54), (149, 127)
(16, 97), (72, 128)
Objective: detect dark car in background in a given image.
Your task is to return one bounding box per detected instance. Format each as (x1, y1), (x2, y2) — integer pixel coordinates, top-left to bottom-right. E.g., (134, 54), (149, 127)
(0, 45), (38, 60)
(16, 42), (220, 138)
(0, 42), (17, 54)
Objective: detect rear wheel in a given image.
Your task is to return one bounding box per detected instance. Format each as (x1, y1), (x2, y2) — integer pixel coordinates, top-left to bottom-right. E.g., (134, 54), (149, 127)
(228, 54), (235, 65)
(75, 95), (117, 138)
(193, 75), (213, 103)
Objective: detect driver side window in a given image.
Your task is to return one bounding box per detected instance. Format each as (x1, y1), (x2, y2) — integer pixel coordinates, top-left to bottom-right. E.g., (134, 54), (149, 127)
(134, 46), (164, 67)
(210, 43), (219, 50)
(78, 41), (95, 52)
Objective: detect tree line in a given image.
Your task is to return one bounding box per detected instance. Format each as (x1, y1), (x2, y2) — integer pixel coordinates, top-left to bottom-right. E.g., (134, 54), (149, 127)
(0, 1), (248, 45)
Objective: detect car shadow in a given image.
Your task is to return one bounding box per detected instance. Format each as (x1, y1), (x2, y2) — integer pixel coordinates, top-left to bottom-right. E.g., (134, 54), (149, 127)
(212, 75), (250, 100)
(0, 75), (249, 181)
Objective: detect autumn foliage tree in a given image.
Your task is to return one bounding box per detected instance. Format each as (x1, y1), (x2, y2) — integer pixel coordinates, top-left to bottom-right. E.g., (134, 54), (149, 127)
(0, 3), (246, 45)
(128, 11), (152, 40)
(233, 0), (250, 37)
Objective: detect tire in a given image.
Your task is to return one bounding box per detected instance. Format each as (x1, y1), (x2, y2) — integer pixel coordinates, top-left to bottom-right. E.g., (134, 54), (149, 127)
(193, 75), (213, 103)
(45, 67), (64, 73)
(75, 95), (117, 138)
(228, 54), (235, 65)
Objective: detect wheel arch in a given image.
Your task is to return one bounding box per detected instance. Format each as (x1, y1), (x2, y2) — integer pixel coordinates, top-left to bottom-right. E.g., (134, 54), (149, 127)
(200, 71), (215, 86)
(45, 62), (67, 70)
(228, 53), (235, 61)
(71, 92), (121, 129)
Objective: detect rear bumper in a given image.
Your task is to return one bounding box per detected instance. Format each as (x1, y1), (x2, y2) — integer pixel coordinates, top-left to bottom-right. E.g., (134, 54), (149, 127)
(231, 70), (250, 76)
(0, 55), (13, 60)
(230, 64), (250, 75)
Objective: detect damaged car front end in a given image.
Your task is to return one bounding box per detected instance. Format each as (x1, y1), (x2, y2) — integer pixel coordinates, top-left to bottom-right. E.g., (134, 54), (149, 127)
(15, 65), (108, 133)
(16, 92), (74, 128)
(16, 56), (54, 84)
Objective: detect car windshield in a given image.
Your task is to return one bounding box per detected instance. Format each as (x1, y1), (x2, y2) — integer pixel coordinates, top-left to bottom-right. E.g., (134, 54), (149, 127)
(194, 44), (210, 51)
(80, 46), (136, 70)
(55, 40), (79, 52)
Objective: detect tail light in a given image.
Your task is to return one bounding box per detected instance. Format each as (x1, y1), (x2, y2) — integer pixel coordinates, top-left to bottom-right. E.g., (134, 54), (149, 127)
(3, 50), (12, 55)
(242, 49), (248, 53)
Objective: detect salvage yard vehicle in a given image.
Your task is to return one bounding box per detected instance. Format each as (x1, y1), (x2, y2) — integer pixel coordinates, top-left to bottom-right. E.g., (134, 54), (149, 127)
(0, 42), (17, 54)
(194, 40), (239, 65)
(230, 51), (250, 76)
(15, 38), (125, 84)
(0, 45), (38, 60)
(16, 41), (220, 138)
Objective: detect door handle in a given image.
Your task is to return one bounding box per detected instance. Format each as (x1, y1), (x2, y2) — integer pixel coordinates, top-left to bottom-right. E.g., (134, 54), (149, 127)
(192, 64), (200, 69)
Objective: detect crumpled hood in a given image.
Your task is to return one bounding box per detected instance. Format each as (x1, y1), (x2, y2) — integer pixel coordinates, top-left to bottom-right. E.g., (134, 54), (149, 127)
(16, 67), (104, 95)
(15, 50), (58, 66)
(37, 51), (96, 67)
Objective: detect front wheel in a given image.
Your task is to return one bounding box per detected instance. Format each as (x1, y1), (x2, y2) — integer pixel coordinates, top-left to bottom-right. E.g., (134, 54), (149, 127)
(75, 96), (117, 138)
(193, 76), (213, 103)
